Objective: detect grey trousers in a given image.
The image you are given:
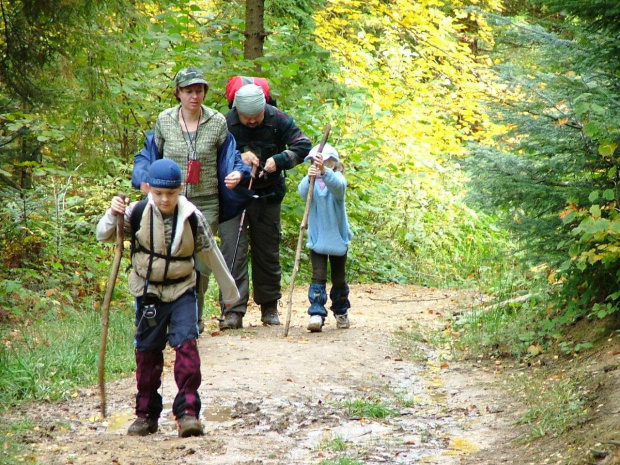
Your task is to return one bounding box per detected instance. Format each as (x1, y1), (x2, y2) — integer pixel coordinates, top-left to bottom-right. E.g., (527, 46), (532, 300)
(191, 195), (219, 320)
(218, 200), (282, 315)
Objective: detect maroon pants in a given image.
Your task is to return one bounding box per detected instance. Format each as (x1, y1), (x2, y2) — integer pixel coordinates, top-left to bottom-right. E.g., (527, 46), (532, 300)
(135, 339), (202, 420)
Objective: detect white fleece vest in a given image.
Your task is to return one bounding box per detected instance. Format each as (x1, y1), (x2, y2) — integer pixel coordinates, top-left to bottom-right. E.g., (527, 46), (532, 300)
(128, 196), (197, 302)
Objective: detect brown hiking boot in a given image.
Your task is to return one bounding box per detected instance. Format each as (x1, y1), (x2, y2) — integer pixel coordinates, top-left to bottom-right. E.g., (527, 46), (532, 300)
(219, 312), (243, 330)
(261, 302), (280, 326)
(127, 417), (158, 436)
(176, 415), (203, 438)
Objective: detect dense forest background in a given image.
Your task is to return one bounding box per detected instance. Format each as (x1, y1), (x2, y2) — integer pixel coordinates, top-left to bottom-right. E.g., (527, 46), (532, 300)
(1, 0), (619, 421)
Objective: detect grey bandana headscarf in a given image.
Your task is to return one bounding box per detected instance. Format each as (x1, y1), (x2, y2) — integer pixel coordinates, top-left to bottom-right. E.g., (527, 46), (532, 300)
(234, 84), (266, 115)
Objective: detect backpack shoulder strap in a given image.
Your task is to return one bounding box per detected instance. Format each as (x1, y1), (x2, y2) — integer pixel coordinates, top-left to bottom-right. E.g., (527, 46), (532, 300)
(129, 199), (149, 253)
(188, 212), (198, 242)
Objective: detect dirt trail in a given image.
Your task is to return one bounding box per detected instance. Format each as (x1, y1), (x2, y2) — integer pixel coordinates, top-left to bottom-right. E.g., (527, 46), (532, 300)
(24, 283), (519, 465)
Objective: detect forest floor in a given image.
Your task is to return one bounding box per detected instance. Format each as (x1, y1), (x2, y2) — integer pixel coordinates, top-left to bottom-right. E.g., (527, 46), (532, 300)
(5, 283), (620, 465)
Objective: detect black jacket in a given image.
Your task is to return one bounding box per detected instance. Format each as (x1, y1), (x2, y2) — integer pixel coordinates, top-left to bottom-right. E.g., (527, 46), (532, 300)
(226, 104), (312, 200)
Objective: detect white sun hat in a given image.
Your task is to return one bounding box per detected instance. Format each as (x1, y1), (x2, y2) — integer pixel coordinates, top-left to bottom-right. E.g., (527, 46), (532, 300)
(304, 143), (340, 162)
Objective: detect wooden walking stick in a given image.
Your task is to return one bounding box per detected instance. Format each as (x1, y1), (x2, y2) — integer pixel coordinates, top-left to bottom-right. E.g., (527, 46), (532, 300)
(98, 194), (126, 417)
(284, 124), (331, 337)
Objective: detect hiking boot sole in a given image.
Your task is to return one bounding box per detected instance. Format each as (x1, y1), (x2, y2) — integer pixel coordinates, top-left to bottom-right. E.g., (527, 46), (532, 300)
(179, 424), (204, 438)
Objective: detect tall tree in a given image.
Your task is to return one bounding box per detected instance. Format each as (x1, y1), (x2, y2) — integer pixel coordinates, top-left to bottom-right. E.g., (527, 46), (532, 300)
(244, 0), (266, 60)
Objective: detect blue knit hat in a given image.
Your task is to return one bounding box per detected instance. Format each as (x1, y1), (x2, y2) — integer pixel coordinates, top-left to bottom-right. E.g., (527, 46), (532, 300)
(148, 159), (182, 188)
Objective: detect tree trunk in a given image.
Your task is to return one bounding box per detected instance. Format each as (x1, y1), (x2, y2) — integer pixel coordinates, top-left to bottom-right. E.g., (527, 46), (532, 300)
(244, 0), (266, 62)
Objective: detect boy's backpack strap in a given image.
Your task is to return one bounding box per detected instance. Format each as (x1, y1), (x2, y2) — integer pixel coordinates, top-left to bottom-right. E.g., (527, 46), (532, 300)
(129, 199), (150, 252)
(188, 211), (198, 241)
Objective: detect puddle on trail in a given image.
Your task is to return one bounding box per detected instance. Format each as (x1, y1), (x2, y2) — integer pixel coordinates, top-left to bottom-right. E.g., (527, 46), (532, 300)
(202, 405), (232, 422)
(274, 363), (487, 464)
(105, 410), (134, 432)
(444, 437), (480, 455)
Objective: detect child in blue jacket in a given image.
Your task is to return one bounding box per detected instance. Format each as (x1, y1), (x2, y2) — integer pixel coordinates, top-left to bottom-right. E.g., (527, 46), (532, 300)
(298, 143), (353, 332)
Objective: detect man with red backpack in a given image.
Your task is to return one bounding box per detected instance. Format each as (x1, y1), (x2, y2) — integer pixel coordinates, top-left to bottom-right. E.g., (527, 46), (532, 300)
(225, 76), (277, 108)
(218, 80), (312, 330)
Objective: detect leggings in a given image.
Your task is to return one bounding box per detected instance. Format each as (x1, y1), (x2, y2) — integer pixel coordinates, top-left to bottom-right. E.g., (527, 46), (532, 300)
(310, 249), (347, 288)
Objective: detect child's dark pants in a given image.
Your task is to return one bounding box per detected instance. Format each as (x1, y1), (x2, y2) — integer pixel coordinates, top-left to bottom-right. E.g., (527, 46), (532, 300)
(134, 289), (202, 420)
(309, 250), (350, 317)
(310, 250), (347, 288)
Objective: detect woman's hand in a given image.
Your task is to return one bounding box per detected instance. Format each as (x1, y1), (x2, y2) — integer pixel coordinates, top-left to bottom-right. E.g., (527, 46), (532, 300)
(224, 171), (242, 189)
(241, 150), (260, 167)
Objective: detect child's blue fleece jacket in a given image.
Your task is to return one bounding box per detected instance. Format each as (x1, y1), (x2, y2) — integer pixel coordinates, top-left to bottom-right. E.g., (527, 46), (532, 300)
(298, 168), (353, 256)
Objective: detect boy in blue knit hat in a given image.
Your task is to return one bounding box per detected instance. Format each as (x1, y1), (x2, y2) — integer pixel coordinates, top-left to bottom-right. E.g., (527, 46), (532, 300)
(298, 144), (354, 332)
(96, 159), (239, 437)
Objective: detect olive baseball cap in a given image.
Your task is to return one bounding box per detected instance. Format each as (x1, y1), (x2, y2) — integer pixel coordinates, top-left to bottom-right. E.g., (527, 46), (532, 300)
(175, 67), (208, 88)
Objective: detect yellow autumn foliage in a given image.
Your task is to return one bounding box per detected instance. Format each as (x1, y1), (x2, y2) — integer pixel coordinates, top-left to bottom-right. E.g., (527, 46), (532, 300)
(314, 0), (503, 169)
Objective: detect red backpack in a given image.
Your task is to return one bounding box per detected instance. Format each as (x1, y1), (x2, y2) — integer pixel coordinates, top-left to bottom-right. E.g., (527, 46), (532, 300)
(225, 76), (277, 109)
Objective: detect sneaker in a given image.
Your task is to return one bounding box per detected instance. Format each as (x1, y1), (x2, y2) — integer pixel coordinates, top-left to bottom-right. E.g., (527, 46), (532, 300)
(335, 313), (350, 329)
(219, 312), (243, 330)
(307, 315), (323, 333)
(176, 415), (204, 438)
(127, 417), (158, 436)
(261, 302), (281, 326)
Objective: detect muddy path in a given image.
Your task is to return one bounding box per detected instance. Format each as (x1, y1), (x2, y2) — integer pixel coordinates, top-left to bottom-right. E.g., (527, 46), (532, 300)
(21, 283), (519, 465)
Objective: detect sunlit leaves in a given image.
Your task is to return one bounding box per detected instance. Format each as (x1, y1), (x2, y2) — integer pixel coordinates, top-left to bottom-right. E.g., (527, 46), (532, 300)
(307, 0), (505, 280)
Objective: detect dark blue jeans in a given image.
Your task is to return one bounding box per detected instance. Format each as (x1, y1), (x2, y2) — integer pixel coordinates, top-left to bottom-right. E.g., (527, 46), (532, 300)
(134, 289), (199, 352)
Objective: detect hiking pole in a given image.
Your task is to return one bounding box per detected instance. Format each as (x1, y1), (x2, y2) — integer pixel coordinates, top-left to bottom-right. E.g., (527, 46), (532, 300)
(218, 165), (258, 322)
(284, 123), (331, 337)
(231, 164), (259, 271)
(98, 194), (126, 418)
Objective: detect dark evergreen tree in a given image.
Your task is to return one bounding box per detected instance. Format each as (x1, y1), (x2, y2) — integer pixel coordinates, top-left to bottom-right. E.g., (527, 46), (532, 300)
(466, 5), (620, 318)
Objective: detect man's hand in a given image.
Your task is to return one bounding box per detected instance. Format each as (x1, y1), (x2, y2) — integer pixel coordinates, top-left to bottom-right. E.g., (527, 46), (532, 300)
(224, 171), (242, 189)
(260, 157), (276, 178)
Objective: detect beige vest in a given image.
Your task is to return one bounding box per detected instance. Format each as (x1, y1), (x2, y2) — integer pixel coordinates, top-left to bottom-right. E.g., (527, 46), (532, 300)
(128, 198), (197, 302)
